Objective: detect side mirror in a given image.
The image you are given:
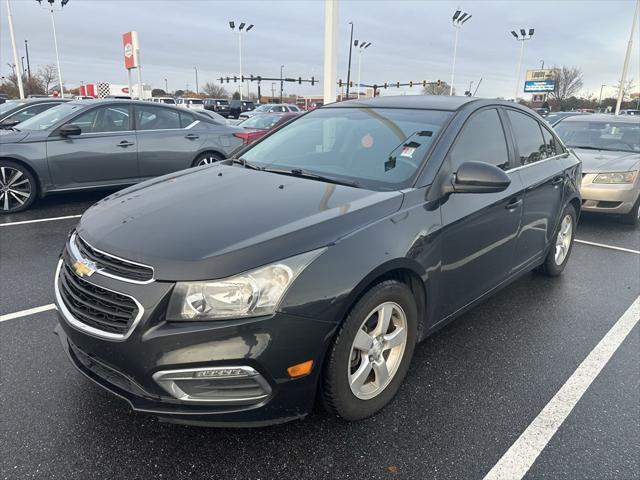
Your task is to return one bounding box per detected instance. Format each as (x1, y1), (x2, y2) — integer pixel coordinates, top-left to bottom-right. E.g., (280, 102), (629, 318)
(450, 161), (511, 194)
(0, 119), (20, 128)
(59, 124), (81, 137)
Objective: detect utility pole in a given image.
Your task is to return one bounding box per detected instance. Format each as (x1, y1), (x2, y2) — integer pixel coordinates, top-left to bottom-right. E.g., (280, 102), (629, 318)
(323, 0), (338, 105)
(164, 78), (168, 93)
(24, 40), (31, 82)
(345, 21), (354, 100)
(615, 0), (639, 115)
(6, 0), (24, 99)
(280, 64), (284, 103)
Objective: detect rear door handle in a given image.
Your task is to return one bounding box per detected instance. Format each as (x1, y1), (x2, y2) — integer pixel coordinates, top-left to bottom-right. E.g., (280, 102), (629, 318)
(184, 134), (200, 140)
(505, 197), (523, 211)
(117, 140), (134, 147)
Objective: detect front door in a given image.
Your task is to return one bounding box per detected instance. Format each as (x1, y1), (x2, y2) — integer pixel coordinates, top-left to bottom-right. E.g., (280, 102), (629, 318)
(47, 104), (138, 188)
(436, 108), (524, 319)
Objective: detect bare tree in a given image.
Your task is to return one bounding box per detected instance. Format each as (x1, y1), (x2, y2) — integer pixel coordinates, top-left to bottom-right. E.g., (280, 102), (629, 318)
(548, 66), (583, 108)
(37, 64), (58, 94)
(615, 79), (636, 101)
(422, 81), (454, 96)
(202, 82), (229, 98)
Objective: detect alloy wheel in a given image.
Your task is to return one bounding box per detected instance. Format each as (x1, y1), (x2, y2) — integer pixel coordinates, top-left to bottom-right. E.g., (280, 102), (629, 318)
(348, 302), (408, 400)
(0, 166), (32, 212)
(197, 156), (219, 166)
(554, 214), (573, 265)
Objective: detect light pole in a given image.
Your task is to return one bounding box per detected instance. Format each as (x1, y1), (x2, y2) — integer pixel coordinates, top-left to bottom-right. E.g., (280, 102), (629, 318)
(511, 28), (535, 100)
(6, 0), (24, 99)
(354, 40), (371, 97)
(598, 84), (607, 109)
(540, 59), (545, 70)
(280, 65), (285, 103)
(164, 78), (168, 93)
(271, 82), (276, 101)
(36, 0), (69, 98)
(24, 40), (31, 83)
(615, 0), (639, 115)
(450, 9), (472, 96)
(345, 21), (354, 100)
(194, 66), (199, 95)
(229, 21), (254, 101)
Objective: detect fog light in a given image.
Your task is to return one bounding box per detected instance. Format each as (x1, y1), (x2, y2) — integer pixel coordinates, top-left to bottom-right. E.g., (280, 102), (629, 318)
(153, 366), (271, 404)
(287, 360), (314, 378)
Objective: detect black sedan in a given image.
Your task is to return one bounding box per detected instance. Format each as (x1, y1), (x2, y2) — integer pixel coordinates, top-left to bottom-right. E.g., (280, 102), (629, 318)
(0, 98), (70, 128)
(0, 100), (244, 213)
(53, 96), (581, 426)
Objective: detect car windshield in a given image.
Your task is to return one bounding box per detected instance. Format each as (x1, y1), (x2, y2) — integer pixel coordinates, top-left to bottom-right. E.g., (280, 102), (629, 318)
(238, 113), (282, 129)
(555, 119), (640, 153)
(254, 105), (271, 112)
(241, 107), (452, 190)
(161, 98), (175, 104)
(217, 100), (229, 105)
(0, 101), (24, 114)
(14, 103), (84, 130)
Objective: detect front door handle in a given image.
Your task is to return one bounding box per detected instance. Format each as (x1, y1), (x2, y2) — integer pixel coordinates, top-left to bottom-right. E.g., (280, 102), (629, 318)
(184, 134), (200, 140)
(505, 197), (523, 211)
(552, 176), (564, 187)
(117, 140), (134, 147)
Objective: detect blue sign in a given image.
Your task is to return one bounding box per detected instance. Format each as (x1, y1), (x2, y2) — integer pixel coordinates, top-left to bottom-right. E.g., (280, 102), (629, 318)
(524, 80), (556, 93)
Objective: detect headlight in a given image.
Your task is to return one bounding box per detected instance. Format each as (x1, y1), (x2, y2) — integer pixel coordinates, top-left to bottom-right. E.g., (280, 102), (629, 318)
(166, 249), (325, 321)
(593, 171), (637, 184)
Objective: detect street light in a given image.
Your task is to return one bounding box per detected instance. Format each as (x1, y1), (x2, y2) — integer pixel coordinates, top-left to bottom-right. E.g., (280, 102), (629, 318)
(6, 0), (24, 98)
(36, 0), (69, 98)
(511, 28), (535, 100)
(450, 9), (472, 96)
(345, 21), (354, 100)
(164, 78), (168, 93)
(280, 65), (284, 103)
(194, 66), (199, 95)
(354, 40), (372, 97)
(229, 20), (254, 100)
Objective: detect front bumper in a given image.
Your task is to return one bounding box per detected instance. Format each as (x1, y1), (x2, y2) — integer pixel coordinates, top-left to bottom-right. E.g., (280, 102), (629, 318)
(580, 173), (639, 215)
(54, 248), (337, 426)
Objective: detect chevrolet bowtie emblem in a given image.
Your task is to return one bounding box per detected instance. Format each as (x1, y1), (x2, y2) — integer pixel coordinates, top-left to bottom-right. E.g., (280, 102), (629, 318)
(73, 258), (97, 277)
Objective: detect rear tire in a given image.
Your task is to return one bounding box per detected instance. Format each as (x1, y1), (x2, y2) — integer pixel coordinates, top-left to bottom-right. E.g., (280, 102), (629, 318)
(323, 280), (418, 421)
(618, 196), (640, 227)
(538, 204), (576, 276)
(0, 160), (37, 214)
(192, 152), (224, 168)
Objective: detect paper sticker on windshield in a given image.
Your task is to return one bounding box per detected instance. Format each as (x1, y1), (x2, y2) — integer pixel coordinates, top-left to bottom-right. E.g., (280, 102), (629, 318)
(400, 146), (416, 158)
(361, 133), (374, 148)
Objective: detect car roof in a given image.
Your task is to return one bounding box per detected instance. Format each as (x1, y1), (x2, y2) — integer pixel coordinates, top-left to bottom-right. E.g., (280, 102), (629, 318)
(328, 95), (480, 111)
(559, 113), (640, 124)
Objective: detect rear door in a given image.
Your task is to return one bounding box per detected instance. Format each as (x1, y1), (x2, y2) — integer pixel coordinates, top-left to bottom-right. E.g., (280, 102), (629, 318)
(437, 107), (524, 318)
(504, 108), (565, 270)
(46, 104), (138, 187)
(134, 104), (206, 177)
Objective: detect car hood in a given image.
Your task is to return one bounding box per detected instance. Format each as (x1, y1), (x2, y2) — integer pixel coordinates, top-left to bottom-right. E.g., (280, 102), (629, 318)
(78, 165), (404, 281)
(0, 130), (31, 143)
(574, 148), (640, 173)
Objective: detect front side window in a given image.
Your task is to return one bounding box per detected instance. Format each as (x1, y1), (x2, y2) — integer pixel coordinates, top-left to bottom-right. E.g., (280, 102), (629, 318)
(541, 126), (562, 157)
(136, 105), (180, 130)
(70, 105), (131, 134)
(9, 103), (59, 123)
(507, 110), (546, 166)
(449, 109), (510, 170)
(241, 107), (451, 190)
(16, 103), (83, 130)
(555, 119), (640, 153)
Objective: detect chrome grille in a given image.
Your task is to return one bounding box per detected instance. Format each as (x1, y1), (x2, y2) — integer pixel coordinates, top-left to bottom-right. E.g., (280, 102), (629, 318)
(74, 233), (154, 283)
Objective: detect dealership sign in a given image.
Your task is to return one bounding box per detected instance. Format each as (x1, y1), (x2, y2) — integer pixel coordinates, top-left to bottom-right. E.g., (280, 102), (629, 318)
(524, 80), (556, 92)
(122, 31), (140, 70)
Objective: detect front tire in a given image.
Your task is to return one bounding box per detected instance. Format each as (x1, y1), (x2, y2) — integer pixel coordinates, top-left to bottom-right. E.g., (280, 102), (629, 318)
(619, 196), (640, 226)
(538, 204), (576, 276)
(323, 280), (418, 421)
(0, 161), (37, 214)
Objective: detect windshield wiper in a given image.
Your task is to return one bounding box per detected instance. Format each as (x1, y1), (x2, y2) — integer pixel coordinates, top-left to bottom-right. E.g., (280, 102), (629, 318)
(227, 157), (262, 170)
(262, 167), (359, 188)
(569, 145), (602, 151)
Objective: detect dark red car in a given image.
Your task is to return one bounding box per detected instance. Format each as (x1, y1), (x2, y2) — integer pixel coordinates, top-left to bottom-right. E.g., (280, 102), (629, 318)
(234, 112), (300, 144)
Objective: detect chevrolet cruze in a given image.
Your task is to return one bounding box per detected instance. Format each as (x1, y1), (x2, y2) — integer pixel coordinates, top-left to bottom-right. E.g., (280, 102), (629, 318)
(54, 96), (581, 426)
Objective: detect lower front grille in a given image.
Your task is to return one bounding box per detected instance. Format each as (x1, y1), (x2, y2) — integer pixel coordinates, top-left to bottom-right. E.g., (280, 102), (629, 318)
(57, 261), (139, 336)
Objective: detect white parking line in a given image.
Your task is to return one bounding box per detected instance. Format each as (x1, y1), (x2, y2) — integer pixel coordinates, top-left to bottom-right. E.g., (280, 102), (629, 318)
(0, 214), (81, 227)
(0, 304), (57, 322)
(575, 239), (640, 255)
(483, 296), (640, 480)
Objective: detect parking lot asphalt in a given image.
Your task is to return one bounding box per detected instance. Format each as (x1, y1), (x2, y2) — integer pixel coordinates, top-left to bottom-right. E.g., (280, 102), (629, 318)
(1, 192), (638, 480)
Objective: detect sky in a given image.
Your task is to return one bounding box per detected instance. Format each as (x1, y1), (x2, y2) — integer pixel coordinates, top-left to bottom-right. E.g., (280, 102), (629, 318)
(1, 0), (639, 99)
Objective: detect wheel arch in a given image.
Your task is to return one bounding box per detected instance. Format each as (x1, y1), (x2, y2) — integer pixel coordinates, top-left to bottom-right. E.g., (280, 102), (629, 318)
(192, 149), (227, 167)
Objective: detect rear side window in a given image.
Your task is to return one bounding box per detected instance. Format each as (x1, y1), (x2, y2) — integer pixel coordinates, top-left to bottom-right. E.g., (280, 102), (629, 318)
(541, 126), (562, 157)
(450, 108), (510, 170)
(179, 112), (196, 128)
(507, 110), (546, 166)
(136, 105), (180, 130)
